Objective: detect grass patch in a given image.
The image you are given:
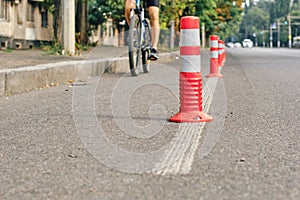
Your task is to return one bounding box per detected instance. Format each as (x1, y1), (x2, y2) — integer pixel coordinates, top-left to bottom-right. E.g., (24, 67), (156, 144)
(41, 41), (90, 56)
(41, 41), (63, 55)
(3, 48), (13, 53)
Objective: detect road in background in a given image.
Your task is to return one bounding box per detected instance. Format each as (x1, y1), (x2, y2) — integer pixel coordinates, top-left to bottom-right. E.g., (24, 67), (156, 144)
(0, 48), (299, 199)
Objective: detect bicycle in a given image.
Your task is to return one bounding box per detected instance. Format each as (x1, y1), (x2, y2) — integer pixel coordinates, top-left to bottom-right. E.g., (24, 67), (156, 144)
(128, 0), (152, 76)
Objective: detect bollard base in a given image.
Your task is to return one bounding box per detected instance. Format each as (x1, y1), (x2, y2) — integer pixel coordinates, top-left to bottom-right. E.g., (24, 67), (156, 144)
(205, 73), (224, 78)
(169, 111), (213, 123)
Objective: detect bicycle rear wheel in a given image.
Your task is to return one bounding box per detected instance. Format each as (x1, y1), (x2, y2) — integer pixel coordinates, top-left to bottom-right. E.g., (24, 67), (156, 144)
(128, 13), (141, 76)
(142, 19), (152, 73)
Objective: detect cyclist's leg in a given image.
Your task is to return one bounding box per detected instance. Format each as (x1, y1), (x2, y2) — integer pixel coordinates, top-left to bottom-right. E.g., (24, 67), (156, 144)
(148, 6), (160, 50)
(125, 0), (135, 25)
(148, 3), (159, 60)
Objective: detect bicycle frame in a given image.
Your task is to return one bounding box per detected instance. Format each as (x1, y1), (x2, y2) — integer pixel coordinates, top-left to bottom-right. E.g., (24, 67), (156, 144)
(130, 0), (146, 49)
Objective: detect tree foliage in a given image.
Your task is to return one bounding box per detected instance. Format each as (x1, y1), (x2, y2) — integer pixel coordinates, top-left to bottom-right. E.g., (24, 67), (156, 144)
(160, 0), (196, 30)
(88, 0), (124, 30)
(159, 0), (243, 40)
(214, 0), (243, 40)
(270, 0), (291, 21)
(241, 6), (269, 34)
(239, 0), (272, 45)
(89, 0), (109, 29)
(239, 0), (300, 46)
(195, 0), (218, 36)
(42, 0), (245, 46)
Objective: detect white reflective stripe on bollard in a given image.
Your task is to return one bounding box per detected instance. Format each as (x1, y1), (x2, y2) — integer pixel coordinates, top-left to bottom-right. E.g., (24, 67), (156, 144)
(210, 40), (218, 48)
(180, 55), (201, 72)
(180, 29), (200, 46)
(211, 51), (218, 58)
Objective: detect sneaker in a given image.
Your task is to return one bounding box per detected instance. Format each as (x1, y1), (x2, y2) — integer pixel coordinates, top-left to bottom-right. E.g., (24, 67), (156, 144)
(149, 48), (158, 61)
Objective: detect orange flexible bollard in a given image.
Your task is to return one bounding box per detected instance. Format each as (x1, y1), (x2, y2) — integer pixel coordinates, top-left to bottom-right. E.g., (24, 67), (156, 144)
(169, 16), (213, 123)
(205, 35), (223, 78)
(222, 40), (226, 65)
(218, 40), (224, 67)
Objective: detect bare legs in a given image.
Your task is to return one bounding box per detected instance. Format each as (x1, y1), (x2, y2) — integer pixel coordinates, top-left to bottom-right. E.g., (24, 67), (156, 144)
(124, 0), (135, 25)
(148, 6), (160, 50)
(125, 0), (160, 50)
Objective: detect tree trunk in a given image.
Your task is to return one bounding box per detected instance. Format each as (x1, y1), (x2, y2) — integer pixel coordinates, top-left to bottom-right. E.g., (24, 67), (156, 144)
(76, 0), (89, 45)
(81, 0), (89, 45)
(53, 0), (63, 44)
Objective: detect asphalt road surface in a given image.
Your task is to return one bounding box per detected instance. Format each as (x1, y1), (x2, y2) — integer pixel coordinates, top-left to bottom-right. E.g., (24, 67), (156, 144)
(0, 48), (299, 199)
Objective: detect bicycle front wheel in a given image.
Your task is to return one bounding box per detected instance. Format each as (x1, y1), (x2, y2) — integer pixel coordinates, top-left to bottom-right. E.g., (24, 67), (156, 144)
(142, 19), (152, 73)
(128, 14), (141, 76)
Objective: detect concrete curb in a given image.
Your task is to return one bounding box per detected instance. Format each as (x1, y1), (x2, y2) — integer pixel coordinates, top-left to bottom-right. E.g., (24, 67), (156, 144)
(0, 52), (178, 96)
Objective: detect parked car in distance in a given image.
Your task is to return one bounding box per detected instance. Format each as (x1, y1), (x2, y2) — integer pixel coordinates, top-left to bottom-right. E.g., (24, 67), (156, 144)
(234, 42), (242, 48)
(226, 42), (235, 48)
(242, 39), (253, 48)
(293, 36), (300, 48)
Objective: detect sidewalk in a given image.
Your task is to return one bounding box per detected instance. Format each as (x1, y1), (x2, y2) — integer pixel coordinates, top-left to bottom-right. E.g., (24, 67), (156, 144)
(0, 46), (177, 96)
(0, 46), (128, 70)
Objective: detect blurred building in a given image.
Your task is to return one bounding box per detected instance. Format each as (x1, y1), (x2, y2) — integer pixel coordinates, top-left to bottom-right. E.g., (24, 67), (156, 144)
(0, 0), (53, 49)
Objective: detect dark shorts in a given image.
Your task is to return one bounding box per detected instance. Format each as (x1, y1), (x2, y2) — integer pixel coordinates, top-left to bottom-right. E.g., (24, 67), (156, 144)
(146, 0), (159, 8)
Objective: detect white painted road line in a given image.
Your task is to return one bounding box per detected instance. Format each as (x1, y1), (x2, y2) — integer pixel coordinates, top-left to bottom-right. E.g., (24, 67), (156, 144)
(154, 75), (220, 175)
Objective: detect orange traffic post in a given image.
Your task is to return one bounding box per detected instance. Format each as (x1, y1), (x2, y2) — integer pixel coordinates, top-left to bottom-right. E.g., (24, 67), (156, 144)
(205, 35), (223, 78)
(169, 16), (213, 123)
(218, 40), (224, 67)
(222, 40), (226, 65)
